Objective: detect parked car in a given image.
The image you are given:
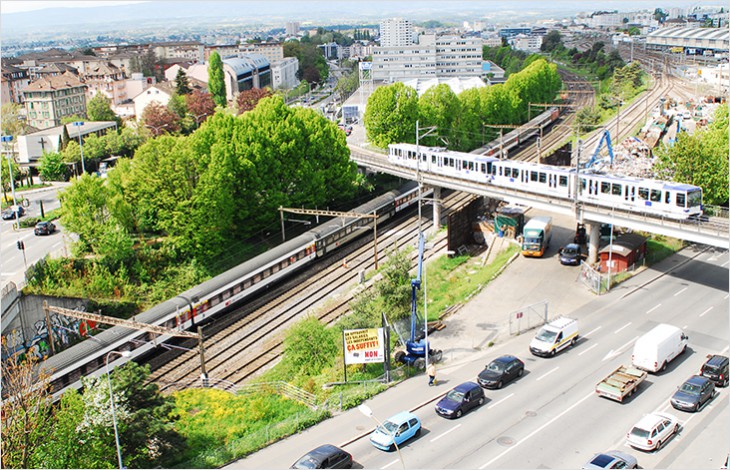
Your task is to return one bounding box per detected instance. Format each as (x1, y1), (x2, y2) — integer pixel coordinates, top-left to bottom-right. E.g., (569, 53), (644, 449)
(34, 221), (56, 236)
(2, 205), (24, 220)
(700, 354), (729, 387)
(368, 411), (421, 451)
(670, 375), (715, 412)
(558, 243), (583, 265)
(477, 355), (524, 389)
(435, 381), (485, 419)
(625, 412), (680, 451)
(582, 450), (638, 469)
(291, 444), (352, 469)
(338, 123), (352, 136)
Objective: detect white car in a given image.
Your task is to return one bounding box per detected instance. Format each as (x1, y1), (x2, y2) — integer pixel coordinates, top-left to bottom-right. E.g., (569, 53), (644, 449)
(626, 412), (680, 451)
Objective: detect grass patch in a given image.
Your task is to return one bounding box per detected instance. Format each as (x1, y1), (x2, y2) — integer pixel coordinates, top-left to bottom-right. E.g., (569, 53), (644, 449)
(645, 237), (685, 265)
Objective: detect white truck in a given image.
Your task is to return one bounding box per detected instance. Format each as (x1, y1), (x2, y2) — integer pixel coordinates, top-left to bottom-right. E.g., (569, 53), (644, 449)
(632, 324), (688, 373)
(595, 365), (647, 402)
(529, 317), (579, 357)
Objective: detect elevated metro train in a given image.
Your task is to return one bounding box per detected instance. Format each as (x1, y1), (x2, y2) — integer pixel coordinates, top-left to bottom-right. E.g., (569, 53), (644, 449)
(40, 182), (432, 399)
(388, 143), (703, 220)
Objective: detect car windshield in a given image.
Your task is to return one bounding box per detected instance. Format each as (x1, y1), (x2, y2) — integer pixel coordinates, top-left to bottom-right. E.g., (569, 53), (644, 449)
(293, 456), (319, 469)
(487, 361), (506, 372)
(563, 246), (579, 255)
(680, 382), (701, 395)
(703, 364), (720, 373)
(590, 454), (615, 467)
(378, 420), (399, 434)
(446, 390), (465, 402)
(536, 328), (557, 342)
(630, 427), (650, 439)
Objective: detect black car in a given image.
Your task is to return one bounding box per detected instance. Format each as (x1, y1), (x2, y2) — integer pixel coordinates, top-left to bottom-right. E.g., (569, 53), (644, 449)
(291, 444), (352, 469)
(700, 354), (729, 387)
(558, 243), (583, 266)
(2, 205), (25, 220)
(435, 381), (485, 419)
(670, 375), (715, 412)
(478, 355), (525, 389)
(34, 221), (56, 236)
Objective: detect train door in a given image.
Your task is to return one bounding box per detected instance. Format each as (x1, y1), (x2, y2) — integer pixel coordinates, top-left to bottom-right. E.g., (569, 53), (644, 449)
(521, 168), (529, 184)
(625, 185), (636, 205)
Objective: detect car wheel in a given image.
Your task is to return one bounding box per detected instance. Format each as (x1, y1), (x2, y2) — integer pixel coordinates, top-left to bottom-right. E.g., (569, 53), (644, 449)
(571, 337), (577, 347)
(478, 397), (484, 406)
(414, 427), (421, 437)
(455, 409), (463, 418)
(389, 444), (396, 452)
(497, 380), (503, 389)
(550, 349), (556, 357)
(414, 358), (426, 371)
(661, 361), (667, 372)
(518, 367), (524, 377)
(674, 423), (679, 434)
(655, 439), (663, 450)
(694, 402), (700, 412)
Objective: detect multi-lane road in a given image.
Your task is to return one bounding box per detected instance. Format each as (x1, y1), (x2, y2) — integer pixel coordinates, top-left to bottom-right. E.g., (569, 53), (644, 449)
(234, 245), (728, 469)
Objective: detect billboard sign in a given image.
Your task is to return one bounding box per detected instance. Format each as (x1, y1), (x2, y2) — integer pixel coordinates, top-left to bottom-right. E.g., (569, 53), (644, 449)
(343, 328), (385, 364)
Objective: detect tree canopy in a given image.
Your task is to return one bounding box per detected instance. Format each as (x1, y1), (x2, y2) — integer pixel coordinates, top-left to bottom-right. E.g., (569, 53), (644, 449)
(208, 51), (227, 107)
(363, 82), (419, 148)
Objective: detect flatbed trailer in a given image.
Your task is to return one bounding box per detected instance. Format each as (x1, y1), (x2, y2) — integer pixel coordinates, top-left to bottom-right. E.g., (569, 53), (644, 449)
(595, 365), (647, 402)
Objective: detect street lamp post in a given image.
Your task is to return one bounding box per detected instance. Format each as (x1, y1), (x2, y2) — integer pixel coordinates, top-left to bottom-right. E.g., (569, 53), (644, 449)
(72, 121), (86, 174)
(2, 135), (20, 229)
(358, 404), (405, 469)
(145, 123), (169, 137)
(188, 112), (209, 127)
(106, 350), (132, 469)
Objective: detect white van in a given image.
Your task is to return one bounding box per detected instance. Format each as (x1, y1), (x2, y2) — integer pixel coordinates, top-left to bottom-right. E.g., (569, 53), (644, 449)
(632, 324), (688, 373)
(529, 317), (579, 357)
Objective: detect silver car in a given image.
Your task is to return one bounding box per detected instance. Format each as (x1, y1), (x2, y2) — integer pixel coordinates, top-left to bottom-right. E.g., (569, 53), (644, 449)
(582, 450), (638, 468)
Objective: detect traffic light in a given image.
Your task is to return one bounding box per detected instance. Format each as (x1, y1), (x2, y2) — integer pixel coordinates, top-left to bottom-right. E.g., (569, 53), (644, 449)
(16, 240), (24, 250)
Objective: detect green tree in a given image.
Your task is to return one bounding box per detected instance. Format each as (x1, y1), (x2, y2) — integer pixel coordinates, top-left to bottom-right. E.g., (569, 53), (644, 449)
(281, 317), (338, 376)
(174, 68), (192, 95)
(575, 105), (603, 134)
(32, 389), (87, 468)
(38, 151), (69, 181)
(1, 154), (22, 198)
(208, 51), (227, 107)
(364, 82), (419, 148)
(168, 93), (188, 119)
(541, 30), (563, 53)
(418, 84), (460, 147)
(87, 92), (120, 125)
(654, 105), (729, 205)
(59, 173), (117, 255)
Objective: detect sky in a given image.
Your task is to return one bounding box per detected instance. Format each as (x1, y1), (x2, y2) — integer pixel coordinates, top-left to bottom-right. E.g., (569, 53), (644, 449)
(1, 0), (147, 14)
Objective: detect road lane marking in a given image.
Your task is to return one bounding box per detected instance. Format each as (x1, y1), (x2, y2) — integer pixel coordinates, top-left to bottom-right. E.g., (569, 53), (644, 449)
(699, 306), (713, 317)
(578, 343), (598, 356)
(584, 326), (602, 337)
(721, 346), (729, 355)
(381, 459), (400, 469)
(536, 367), (559, 381)
(725, 294), (729, 300)
(683, 325), (688, 330)
(674, 287), (688, 296)
(487, 393), (514, 410)
(430, 423), (461, 442)
(603, 336), (639, 361)
(646, 304), (661, 314)
(614, 322), (632, 334)
(478, 391), (594, 469)
(723, 260), (729, 267)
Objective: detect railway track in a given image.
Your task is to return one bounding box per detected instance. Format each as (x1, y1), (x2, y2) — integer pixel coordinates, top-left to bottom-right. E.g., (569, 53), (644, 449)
(147, 191), (478, 390)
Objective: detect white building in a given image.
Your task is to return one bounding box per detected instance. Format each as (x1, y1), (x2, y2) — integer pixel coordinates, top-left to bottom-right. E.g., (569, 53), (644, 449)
(286, 22), (300, 37)
(271, 57), (299, 90)
(132, 81), (174, 121)
(379, 18), (414, 47)
(372, 34), (482, 82)
(511, 34), (543, 53)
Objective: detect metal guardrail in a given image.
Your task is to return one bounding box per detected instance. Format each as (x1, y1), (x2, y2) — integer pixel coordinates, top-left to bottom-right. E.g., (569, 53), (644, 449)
(158, 377), (239, 394)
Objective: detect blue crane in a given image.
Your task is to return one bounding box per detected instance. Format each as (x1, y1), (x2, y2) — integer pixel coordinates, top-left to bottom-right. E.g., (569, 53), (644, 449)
(583, 129), (615, 169)
(393, 233), (442, 370)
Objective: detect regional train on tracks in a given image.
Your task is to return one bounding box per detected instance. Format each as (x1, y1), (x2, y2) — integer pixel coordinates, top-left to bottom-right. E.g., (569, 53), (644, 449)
(41, 182), (432, 399)
(388, 143), (703, 220)
(474, 106), (561, 157)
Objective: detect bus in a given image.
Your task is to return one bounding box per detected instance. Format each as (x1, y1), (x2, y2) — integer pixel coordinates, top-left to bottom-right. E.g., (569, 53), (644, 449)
(521, 216), (553, 257)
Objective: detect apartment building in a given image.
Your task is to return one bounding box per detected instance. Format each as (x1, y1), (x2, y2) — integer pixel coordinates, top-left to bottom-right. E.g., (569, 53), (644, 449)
(271, 57), (299, 90)
(152, 41), (205, 64)
(372, 34), (482, 82)
(1, 62), (30, 104)
(511, 34), (544, 53)
(22, 71), (87, 130)
(379, 18), (414, 47)
(286, 21), (300, 37)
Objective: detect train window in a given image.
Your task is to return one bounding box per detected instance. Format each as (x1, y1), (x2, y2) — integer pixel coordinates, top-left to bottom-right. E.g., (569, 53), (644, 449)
(272, 262), (281, 274)
(210, 295), (221, 308)
(638, 187), (649, 200)
(512, 168), (519, 178)
(612, 183), (622, 196)
(530, 171), (538, 182)
(253, 273), (262, 283)
(233, 284), (241, 295)
(580, 178), (587, 191)
(221, 290), (231, 301)
(559, 176), (568, 187)
(665, 192), (671, 204)
(676, 193), (686, 207)
(432, 155), (437, 164)
(244, 278), (252, 289)
(650, 189), (661, 202)
(539, 173), (547, 183)
(448, 158), (454, 168)
(601, 182), (611, 194)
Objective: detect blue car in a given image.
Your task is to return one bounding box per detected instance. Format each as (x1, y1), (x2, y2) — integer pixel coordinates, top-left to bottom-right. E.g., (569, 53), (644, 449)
(435, 382), (485, 419)
(368, 411), (421, 451)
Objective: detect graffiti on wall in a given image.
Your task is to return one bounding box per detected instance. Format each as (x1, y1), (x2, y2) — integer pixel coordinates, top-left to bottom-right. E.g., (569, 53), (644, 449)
(2, 305), (100, 361)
